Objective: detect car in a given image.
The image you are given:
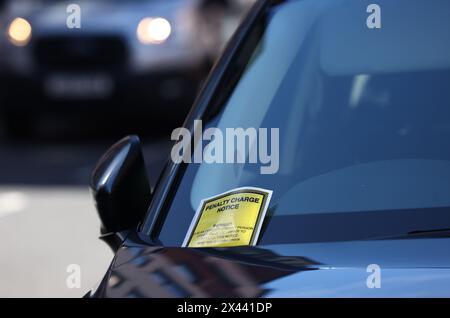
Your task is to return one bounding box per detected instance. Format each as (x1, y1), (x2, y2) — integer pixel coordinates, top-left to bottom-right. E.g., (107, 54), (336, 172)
(85, 0), (450, 297)
(0, 0), (252, 137)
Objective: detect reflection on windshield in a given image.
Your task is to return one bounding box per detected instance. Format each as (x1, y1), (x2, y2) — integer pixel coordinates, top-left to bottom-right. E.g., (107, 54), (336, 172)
(155, 0), (450, 246)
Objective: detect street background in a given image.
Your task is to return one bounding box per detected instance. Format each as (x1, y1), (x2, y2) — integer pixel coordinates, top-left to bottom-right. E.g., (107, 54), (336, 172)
(0, 0), (254, 297)
(0, 123), (173, 297)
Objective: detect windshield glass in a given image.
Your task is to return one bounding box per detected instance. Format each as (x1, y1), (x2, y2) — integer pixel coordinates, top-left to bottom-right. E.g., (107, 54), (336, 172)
(154, 0), (450, 246)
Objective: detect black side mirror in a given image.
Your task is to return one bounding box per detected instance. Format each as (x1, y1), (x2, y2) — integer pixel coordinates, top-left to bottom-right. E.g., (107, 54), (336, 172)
(90, 135), (151, 249)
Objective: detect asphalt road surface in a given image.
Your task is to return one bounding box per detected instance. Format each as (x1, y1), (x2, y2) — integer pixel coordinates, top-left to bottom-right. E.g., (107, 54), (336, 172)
(0, 123), (173, 297)
(0, 186), (112, 297)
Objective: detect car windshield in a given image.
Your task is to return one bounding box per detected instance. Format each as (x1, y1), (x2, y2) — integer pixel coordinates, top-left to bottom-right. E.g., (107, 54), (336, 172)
(152, 0), (450, 246)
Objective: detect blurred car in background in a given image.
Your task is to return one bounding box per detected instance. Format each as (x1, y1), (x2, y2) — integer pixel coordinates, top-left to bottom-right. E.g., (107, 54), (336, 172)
(0, 0), (253, 137)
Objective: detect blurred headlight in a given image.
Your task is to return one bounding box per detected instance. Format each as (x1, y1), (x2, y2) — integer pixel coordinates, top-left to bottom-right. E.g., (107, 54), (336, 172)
(137, 17), (171, 45)
(8, 17), (32, 47)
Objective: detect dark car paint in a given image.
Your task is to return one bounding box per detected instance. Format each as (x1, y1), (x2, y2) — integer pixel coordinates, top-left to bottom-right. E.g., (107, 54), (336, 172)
(89, 0), (450, 297)
(91, 232), (450, 297)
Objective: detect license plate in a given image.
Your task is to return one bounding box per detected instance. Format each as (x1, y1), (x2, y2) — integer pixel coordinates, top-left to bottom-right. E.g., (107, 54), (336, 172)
(44, 73), (114, 100)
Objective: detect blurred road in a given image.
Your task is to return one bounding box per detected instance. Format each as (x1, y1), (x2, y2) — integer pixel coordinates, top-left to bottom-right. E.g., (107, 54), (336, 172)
(0, 186), (111, 297)
(0, 125), (173, 297)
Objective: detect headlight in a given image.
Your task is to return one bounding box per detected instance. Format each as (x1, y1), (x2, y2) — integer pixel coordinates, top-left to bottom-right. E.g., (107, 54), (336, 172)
(137, 17), (171, 45)
(8, 17), (32, 47)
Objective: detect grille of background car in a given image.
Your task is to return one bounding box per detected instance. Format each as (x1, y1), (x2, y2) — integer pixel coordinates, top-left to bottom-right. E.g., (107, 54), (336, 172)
(33, 35), (128, 70)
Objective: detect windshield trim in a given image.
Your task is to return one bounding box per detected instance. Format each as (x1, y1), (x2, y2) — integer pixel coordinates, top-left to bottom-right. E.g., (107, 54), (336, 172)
(140, 0), (274, 242)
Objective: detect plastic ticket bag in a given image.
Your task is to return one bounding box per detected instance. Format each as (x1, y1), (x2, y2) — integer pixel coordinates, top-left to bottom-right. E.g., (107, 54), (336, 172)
(182, 187), (273, 248)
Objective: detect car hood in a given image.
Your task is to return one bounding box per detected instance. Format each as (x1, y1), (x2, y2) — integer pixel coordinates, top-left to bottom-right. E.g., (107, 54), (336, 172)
(92, 235), (450, 297)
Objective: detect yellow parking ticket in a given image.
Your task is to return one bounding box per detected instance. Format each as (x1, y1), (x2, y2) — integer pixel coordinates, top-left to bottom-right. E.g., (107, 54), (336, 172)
(182, 187), (273, 248)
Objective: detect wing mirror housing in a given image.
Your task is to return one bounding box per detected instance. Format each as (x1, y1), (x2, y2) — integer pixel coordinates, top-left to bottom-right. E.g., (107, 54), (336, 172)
(90, 135), (151, 250)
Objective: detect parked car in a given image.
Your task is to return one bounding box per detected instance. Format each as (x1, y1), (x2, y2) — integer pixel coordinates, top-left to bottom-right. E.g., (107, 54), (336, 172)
(0, 0), (252, 137)
(86, 0), (450, 297)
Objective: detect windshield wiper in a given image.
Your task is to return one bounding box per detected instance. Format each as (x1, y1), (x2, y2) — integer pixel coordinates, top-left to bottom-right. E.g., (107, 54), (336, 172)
(376, 228), (450, 240)
(407, 228), (450, 237)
